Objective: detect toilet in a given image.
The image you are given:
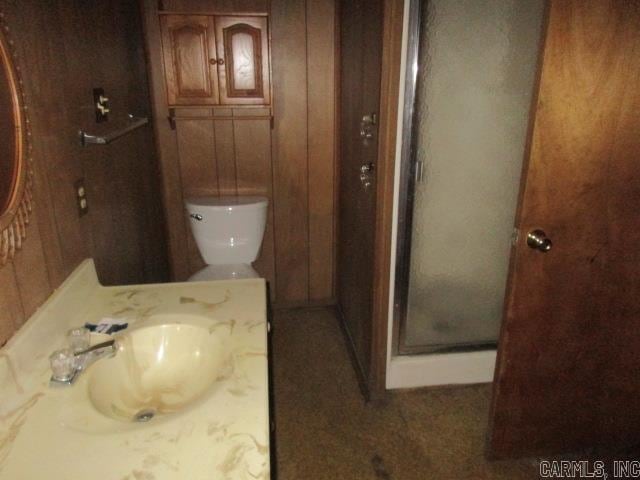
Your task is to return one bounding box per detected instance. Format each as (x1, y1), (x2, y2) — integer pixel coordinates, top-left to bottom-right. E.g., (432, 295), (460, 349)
(184, 196), (268, 281)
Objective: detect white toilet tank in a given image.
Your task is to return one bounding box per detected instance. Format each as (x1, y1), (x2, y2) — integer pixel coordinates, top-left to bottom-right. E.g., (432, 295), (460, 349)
(185, 196), (268, 265)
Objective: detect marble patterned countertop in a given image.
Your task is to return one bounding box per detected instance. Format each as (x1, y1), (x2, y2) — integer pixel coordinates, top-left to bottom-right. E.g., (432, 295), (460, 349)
(0, 260), (270, 480)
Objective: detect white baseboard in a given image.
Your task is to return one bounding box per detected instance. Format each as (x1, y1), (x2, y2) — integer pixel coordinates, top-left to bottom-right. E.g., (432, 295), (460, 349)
(386, 349), (497, 389)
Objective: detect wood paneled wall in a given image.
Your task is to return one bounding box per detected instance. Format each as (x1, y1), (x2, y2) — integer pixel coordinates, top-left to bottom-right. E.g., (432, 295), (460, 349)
(143, 0), (337, 306)
(0, 0), (168, 345)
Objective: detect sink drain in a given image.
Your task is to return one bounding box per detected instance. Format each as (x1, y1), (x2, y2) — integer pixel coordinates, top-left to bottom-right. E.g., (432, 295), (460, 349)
(134, 409), (156, 422)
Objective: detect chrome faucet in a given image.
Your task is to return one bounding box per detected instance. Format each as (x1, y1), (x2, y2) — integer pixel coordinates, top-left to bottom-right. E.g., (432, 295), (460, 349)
(50, 339), (117, 386)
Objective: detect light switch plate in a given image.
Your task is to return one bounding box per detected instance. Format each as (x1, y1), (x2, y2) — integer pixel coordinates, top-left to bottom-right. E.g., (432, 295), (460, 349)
(93, 87), (109, 123)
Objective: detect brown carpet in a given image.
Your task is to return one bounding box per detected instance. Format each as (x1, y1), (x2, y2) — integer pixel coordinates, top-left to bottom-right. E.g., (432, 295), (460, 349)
(271, 307), (539, 480)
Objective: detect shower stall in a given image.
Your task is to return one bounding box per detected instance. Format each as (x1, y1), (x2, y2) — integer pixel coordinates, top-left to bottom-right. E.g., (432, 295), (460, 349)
(391, 0), (545, 377)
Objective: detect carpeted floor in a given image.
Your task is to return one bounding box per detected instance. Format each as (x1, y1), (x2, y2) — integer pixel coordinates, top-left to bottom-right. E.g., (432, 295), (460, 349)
(271, 307), (539, 480)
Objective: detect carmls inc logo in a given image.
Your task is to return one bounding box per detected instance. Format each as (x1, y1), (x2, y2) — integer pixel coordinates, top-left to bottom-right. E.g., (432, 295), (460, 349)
(539, 460), (640, 479)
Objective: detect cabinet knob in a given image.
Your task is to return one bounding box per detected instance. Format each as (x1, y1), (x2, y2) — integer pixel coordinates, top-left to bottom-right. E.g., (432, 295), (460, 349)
(210, 58), (224, 66)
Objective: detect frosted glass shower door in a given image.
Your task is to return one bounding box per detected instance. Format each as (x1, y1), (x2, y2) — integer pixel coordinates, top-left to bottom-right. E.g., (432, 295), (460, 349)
(402, 0), (544, 351)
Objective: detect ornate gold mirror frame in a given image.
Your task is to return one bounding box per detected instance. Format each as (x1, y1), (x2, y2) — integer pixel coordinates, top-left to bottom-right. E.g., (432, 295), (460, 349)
(0, 13), (33, 266)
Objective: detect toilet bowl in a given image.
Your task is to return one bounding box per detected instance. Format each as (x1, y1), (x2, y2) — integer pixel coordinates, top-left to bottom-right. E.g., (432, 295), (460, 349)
(184, 196), (268, 282)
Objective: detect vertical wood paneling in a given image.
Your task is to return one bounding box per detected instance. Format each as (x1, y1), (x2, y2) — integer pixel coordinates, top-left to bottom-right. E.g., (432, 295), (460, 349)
(142, 0), (191, 281)
(110, 141), (145, 284)
(0, 0), (169, 344)
(15, 3), (68, 289)
(31, 136), (66, 287)
(307, 0), (336, 302)
(131, 124), (169, 284)
(271, 0), (310, 303)
(234, 117), (276, 297)
(213, 119), (238, 195)
(0, 265), (24, 344)
(83, 144), (116, 283)
(176, 115), (218, 272)
(39, 2), (93, 277)
(11, 213), (52, 319)
(176, 117), (219, 196)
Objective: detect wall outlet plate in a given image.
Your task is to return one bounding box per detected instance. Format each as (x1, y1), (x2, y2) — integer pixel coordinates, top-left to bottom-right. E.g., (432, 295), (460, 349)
(74, 178), (89, 217)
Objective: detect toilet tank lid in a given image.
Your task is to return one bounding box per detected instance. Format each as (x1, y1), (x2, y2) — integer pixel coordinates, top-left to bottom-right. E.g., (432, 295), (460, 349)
(185, 196), (268, 209)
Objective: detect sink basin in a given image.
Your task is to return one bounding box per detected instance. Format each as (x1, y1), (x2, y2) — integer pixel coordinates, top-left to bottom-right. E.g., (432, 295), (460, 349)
(87, 323), (230, 422)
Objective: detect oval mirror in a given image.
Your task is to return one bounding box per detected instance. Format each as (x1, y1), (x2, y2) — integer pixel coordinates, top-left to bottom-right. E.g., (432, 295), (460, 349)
(0, 16), (32, 266)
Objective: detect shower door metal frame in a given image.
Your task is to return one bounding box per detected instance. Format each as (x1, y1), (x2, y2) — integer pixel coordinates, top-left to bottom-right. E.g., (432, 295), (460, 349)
(392, 0), (497, 355)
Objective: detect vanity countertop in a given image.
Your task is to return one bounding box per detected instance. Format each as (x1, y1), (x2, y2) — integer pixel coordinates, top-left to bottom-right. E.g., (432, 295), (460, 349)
(0, 260), (270, 480)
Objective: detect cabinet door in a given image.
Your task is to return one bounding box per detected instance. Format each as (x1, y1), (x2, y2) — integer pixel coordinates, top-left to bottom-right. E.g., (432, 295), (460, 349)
(215, 16), (271, 105)
(160, 15), (220, 105)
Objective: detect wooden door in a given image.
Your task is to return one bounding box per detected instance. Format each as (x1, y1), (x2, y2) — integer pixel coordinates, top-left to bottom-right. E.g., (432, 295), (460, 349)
(215, 16), (270, 105)
(160, 15), (219, 105)
(338, 0), (384, 395)
(489, 0), (640, 458)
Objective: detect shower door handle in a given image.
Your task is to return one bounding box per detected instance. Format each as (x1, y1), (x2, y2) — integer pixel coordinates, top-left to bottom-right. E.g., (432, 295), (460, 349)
(415, 160), (425, 183)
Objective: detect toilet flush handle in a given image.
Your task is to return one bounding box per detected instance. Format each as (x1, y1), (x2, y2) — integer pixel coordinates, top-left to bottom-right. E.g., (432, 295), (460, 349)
(190, 213), (203, 221)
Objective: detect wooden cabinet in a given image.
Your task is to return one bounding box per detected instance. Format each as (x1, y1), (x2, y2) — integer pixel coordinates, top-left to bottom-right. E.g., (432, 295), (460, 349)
(215, 16), (270, 105)
(160, 15), (219, 105)
(160, 15), (270, 106)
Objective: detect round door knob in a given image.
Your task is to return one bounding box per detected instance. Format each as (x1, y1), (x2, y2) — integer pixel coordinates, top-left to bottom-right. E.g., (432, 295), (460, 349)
(527, 229), (552, 252)
(209, 58), (224, 65)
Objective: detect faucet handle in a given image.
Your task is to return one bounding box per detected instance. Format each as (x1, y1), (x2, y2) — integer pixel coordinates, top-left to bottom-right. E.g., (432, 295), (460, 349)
(49, 348), (77, 383)
(73, 339), (117, 357)
(67, 327), (90, 354)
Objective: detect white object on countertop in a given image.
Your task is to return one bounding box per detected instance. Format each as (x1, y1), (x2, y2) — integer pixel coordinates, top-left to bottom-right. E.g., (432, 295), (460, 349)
(85, 317), (128, 334)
